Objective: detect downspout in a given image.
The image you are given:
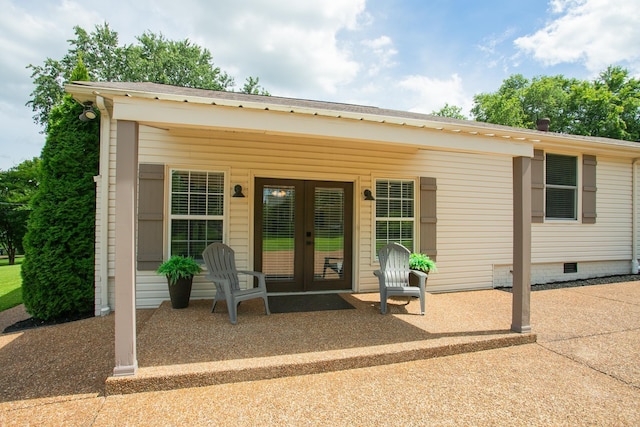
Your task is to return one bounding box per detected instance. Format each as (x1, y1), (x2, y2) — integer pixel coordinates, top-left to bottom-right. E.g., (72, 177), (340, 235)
(633, 159), (639, 274)
(95, 96), (112, 315)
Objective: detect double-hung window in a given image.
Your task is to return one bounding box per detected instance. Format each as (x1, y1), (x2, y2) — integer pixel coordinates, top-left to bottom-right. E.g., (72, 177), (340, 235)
(169, 170), (225, 261)
(375, 179), (415, 253)
(545, 154), (578, 220)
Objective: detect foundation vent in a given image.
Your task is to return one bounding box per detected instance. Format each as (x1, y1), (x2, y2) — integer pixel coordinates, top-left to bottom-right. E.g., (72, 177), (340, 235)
(564, 262), (578, 274)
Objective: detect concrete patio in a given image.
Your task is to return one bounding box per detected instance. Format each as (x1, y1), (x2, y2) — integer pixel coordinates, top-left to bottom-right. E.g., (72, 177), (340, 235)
(1, 281), (638, 425)
(107, 290), (534, 394)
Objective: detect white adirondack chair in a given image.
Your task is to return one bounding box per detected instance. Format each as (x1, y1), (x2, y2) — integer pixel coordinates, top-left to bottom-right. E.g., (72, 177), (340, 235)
(202, 243), (270, 324)
(374, 242), (427, 315)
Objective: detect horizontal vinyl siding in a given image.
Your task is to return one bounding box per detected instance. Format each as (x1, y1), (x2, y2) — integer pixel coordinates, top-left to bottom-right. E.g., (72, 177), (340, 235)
(532, 156), (632, 263)
(115, 127), (518, 306)
(105, 124), (638, 309)
(637, 162), (640, 263)
(422, 151), (513, 291)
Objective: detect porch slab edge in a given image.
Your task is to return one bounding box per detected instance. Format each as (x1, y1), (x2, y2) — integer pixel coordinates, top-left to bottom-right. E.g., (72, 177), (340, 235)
(105, 332), (536, 395)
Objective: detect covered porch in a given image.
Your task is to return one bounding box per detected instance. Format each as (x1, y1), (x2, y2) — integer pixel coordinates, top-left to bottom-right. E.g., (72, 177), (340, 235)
(106, 290), (535, 394)
(65, 81), (534, 378)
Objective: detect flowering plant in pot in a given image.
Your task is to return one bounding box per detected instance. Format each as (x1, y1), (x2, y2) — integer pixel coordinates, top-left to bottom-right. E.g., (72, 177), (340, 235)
(156, 256), (202, 309)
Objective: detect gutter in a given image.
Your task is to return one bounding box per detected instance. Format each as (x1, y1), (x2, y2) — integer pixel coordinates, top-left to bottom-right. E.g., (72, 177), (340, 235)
(95, 95), (111, 315)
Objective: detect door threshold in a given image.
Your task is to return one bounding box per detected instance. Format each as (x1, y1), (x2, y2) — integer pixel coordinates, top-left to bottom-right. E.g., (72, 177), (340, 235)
(267, 289), (353, 296)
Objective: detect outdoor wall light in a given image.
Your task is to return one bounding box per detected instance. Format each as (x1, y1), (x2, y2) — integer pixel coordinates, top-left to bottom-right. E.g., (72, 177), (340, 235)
(79, 101), (97, 121)
(363, 189), (375, 200)
(232, 184), (245, 198)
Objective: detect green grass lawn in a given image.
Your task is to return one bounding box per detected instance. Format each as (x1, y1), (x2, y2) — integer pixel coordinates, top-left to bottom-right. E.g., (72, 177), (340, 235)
(0, 257), (24, 312)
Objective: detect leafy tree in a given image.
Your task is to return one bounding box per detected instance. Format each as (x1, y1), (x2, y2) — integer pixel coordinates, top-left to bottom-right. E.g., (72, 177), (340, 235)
(24, 24), (270, 320)
(27, 23), (267, 128)
(21, 60), (99, 320)
(471, 66), (640, 141)
(472, 74), (533, 128)
(0, 158), (41, 265)
(566, 67), (640, 141)
(241, 76), (270, 96)
(432, 103), (467, 120)
(125, 31), (234, 90)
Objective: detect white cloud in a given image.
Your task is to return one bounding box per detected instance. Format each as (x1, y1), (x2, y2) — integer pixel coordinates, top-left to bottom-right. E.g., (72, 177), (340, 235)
(184, 0), (366, 95)
(0, 0), (370, 169)
(514, 0), (640, 73)
(396, 73), (472, 115)
(361, 36), (397, 76)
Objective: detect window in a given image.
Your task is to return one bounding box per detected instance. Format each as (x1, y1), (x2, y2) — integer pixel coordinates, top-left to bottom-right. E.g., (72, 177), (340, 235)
(375, 179), (415, 253)
(169, 170), (225, 261)
(546, 154), (577, 220)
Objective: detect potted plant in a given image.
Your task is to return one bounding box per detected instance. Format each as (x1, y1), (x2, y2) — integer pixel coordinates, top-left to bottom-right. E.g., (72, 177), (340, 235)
(156, 256), (202, 309)
(409, 252), (437, 286)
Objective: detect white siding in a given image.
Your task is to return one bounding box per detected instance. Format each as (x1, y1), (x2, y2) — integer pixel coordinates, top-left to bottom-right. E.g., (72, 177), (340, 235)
(101, 124), (639, 309)
(106, 126), (517, 307)
(495, 155), (636, 287)
(636, 161), (640, 265)
(532, 156), (632, 262)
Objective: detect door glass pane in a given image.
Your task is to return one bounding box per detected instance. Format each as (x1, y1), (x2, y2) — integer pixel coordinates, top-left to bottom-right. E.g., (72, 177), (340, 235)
(315, 187), (345, 279)
(262, 186), (296, 280)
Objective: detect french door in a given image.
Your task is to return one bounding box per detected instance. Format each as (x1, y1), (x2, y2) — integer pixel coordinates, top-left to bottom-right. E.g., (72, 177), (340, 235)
(254, 178), (353, 292)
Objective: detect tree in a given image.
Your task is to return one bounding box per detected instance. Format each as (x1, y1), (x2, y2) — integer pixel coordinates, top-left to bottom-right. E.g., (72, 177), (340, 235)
(21, 60), (99, 320)
(471, 74), (534, 129)
(27, 23), (259, 128)
(241, 76), (270, 96)
(22, 24), (270, 319)
(0, 158), (41, 265)
(124, 31), (234, 90)
(471, 66), (640, 141)
(431, 103), (467, 120)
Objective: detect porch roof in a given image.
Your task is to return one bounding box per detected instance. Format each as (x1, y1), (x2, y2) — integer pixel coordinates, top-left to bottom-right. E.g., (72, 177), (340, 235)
(64, 81), (544, 157)
(66, 81), (640, 158)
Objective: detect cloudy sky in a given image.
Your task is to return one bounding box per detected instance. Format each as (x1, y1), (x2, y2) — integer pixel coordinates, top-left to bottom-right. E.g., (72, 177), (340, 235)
(1, 0), (639, 170)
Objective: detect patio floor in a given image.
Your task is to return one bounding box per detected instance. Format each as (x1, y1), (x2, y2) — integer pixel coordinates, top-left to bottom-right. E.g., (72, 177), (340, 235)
(106, 290), (535, 394)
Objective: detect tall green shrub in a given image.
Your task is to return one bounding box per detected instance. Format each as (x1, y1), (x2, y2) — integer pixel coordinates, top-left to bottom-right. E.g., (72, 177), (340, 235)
(21, 60), (99, 320)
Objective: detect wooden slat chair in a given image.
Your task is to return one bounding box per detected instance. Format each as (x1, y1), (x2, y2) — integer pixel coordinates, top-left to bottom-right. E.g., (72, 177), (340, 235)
(374, 242), (427, 315)
(202, 243), (270, 324)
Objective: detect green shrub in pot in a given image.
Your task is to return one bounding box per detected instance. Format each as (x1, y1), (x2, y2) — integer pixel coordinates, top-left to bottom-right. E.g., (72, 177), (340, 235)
(156, 256), (202, 309)
(409, 252), (437, 274)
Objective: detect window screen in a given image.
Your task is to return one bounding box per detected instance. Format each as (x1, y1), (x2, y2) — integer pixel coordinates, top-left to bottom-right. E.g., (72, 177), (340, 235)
(375, 179), (415, 253)
(170, 170), (224, 261)
(546, 154), (577, 220)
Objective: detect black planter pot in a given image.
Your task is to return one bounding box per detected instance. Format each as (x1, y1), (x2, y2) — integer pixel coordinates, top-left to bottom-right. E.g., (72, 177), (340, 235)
(409, 270), (429, 286)
(168, 277), (193, 309)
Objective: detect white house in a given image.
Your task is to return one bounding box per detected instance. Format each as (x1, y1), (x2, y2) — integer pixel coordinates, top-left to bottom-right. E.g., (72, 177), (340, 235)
(66, 81), (640, 375)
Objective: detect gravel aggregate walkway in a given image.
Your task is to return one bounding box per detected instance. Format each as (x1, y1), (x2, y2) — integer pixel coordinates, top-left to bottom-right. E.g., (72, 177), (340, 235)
(0, 280), (638, 425)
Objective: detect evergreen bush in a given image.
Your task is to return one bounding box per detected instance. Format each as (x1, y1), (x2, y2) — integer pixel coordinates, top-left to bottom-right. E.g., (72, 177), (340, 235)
(21, 60), (99, 320)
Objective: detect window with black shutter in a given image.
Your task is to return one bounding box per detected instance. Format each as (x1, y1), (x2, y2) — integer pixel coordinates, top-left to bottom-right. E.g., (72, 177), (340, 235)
(545, 154), (578, 220)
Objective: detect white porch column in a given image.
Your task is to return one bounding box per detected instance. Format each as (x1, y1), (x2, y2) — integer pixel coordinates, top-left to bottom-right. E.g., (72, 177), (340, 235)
(512, 156), (532, 333)
(113, 121), (139, 376)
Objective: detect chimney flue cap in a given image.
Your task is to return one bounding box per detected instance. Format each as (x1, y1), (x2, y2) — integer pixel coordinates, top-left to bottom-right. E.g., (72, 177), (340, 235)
(536, 118), (550, 132)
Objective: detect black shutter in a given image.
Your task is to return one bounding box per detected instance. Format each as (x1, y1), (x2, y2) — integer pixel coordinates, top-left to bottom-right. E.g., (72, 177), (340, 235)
(419, 177), (437, 260)
(582, 155), (597, 224)
(137, 164), (165, 270)
(531, 149), (545, 223)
